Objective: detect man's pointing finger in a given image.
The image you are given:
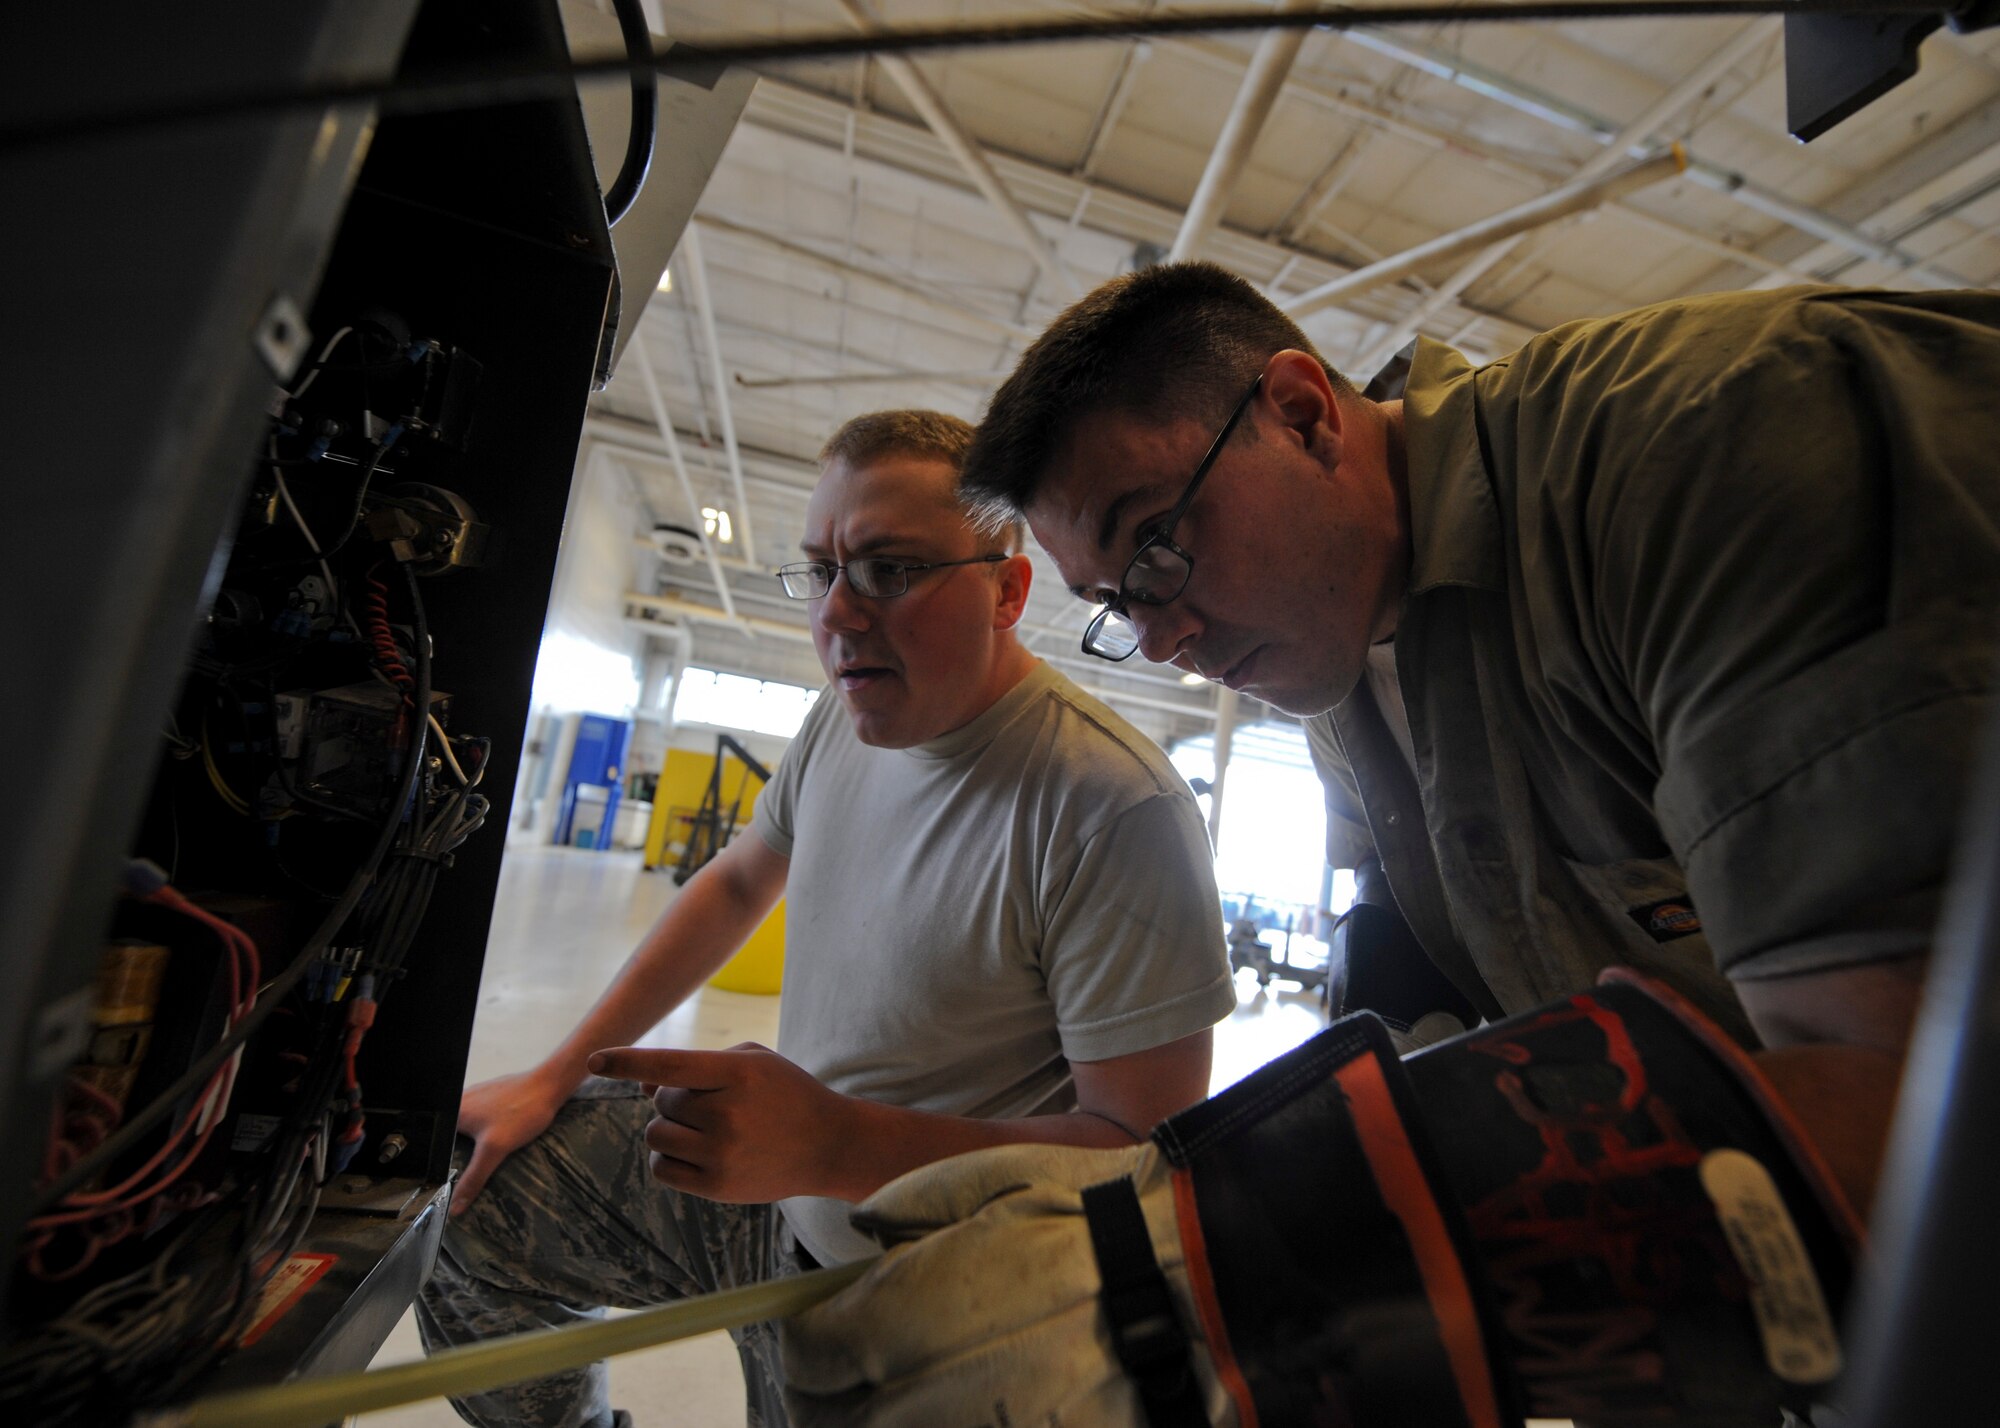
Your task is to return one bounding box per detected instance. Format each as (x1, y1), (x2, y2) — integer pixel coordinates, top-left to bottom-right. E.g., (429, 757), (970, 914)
(587, 1046), (734, 1089)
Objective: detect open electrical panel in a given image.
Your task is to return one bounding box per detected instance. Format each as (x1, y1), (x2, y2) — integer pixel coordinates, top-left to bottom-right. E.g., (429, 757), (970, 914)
(0, 1), (747, 1416)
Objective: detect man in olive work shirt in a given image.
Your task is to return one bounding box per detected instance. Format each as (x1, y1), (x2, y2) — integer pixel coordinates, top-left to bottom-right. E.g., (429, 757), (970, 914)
(965, 266), (2000, 1210)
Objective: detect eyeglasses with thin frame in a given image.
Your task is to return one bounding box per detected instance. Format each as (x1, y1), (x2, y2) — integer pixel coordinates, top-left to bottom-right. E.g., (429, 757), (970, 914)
(777, 552), (1007, 601)
(1082, 373), (1263, 662)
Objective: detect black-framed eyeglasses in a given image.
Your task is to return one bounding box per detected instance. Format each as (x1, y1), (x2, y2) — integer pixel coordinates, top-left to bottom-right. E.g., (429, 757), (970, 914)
(777, 552), (1007, 600)
(1082, 373), (1262, 661)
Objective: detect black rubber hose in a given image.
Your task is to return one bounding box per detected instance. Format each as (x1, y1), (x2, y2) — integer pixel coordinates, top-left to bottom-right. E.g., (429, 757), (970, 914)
(602, 0), (658, 226)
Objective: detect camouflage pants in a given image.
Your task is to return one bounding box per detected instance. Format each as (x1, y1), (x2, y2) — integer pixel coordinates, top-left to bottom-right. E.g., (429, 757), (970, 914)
(416, 1078), (802, 1428)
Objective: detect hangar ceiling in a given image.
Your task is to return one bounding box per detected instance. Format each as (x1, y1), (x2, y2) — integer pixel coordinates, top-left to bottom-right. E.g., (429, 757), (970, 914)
(584, 1), (2000, 745)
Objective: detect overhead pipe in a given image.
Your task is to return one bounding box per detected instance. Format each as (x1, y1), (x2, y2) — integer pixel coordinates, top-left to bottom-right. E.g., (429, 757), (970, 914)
(676, 225), (762, 567)
(626, 338), (745, 628)
(837, 0), (1083, 299)
(1285, 146), (1688, 320)
(1168, 0), (1321, 263)
(626, 590), (810, 644)
(583, 416), (821, 502)
(734, 367), (1002, 391)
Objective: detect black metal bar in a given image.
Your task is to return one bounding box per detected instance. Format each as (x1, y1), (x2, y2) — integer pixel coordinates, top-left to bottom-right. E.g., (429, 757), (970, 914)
(1, 2), (1953, 154)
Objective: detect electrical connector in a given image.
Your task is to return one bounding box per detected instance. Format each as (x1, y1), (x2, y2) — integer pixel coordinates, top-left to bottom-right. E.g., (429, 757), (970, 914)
(122, 859), (171, 899)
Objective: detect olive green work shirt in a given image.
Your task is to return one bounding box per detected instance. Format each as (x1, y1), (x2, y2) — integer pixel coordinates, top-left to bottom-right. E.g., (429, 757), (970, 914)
(1305, 286), (2000, 1042)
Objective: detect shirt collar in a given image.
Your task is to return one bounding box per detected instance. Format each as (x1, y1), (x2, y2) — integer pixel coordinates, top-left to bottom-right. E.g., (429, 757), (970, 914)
(905, 659), (1056, 761)
(1399, 336), (1506, 595)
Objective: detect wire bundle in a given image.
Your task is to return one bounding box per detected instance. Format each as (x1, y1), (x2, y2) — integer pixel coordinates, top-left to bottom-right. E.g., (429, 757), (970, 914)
(23, 885), (261, 1282)
(7, 569), (437, 1422)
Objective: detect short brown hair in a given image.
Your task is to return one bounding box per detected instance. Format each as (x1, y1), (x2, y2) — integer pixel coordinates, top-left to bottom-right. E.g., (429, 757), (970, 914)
(819, 408), (974, 471)
(820, 409), (1023, 553)
(963, 261), (1355, 525)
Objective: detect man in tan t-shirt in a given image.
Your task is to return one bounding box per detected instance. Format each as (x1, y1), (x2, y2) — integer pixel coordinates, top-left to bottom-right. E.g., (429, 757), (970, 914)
(418, 409), (1231, 1428)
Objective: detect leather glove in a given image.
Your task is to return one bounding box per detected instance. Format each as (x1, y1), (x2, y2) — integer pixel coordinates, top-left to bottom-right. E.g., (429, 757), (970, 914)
(782, 1140), (1231, 1428)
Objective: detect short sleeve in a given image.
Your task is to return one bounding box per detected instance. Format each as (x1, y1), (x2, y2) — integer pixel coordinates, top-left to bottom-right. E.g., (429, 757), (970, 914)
(1304, 712), (1376, 871)
(1593, 294), (2000, 979)
(1039, 792), (1234, 1063)
(748, 687), (832, 858)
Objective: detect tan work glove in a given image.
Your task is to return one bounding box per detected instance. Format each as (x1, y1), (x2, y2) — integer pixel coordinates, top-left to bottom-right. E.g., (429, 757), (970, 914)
(780, 1141), (1233, 1428)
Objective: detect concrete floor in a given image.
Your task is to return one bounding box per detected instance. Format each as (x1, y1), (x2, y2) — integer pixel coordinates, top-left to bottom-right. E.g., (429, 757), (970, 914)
(358, 842), (1335, 1427)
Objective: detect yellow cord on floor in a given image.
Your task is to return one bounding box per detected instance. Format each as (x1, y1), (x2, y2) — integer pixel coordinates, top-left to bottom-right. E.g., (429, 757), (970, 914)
(143, 1259), (874, 1428)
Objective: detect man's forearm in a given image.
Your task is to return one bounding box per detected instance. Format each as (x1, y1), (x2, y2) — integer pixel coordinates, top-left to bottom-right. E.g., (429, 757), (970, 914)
(536, 850), (782, 1093)
(1737, 953), (1926, 1219)
(815, 1097), (1142, 1205)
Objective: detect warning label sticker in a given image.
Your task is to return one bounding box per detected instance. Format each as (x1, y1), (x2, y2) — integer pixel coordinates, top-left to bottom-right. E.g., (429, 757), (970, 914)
(238, 1252), (338, 1348)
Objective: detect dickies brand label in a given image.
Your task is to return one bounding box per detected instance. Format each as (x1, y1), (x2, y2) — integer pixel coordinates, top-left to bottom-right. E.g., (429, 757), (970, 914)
(1629, 897), (1701, 942)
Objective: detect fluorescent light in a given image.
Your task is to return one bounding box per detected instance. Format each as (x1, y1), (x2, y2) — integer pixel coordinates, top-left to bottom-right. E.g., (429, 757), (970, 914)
(1180, 672), (1206, 686)
(701, 506), (733, 545)
(657, 267), (673, 293)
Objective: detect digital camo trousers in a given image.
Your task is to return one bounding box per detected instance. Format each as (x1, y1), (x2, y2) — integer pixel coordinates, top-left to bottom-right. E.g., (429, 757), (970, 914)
(416, 1077), (800, 1428)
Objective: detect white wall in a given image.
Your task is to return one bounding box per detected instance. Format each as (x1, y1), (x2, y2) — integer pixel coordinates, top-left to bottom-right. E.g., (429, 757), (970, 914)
(531, 443), (649, 717)
(513, 443), (652, 840)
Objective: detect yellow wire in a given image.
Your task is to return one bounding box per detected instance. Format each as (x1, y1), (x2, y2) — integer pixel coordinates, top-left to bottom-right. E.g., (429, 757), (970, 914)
(198, 719), (252, 817)
(156, 1258), (873, 1428)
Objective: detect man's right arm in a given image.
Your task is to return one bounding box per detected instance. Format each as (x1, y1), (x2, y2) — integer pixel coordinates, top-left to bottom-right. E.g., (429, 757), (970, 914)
(451, 830), (790, 1209)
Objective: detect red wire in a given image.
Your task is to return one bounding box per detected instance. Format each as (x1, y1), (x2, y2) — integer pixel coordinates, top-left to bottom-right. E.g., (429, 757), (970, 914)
(32, 1058), (237, 1221)
(364, 567), (414, 700)
(150, 887), (260, 1016)
(27, 885), (261, 1233)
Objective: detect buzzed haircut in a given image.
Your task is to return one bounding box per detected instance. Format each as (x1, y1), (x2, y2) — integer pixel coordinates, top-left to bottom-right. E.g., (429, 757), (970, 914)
(963, 261), (1356, 526)
(819, 408), (1025, 553)
(819, 408), (975, 472)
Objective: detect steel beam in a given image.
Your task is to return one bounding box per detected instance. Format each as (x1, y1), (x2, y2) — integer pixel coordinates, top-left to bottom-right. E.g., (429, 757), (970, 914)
(739, 77), (1547, 355)
(837, 0), (1082, 299)
(1343, 24), (1961, 286)
(1169, 0), (1320, 263)
(694, 212), (1039, 343)
(1077, 38), (1152, 177)
(1334, 19), (1779, 369)
(1285, 148), (1688, 320)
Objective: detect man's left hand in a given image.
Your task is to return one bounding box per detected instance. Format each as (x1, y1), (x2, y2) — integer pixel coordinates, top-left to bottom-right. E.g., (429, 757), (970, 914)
(587, 1043), (853, 1203)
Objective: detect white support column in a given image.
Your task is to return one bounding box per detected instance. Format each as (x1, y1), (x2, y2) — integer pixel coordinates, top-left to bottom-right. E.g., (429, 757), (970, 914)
(628, 336), (743, 628)
(1207, 687), (1239, 848)
(675, 226), (760, 569)
(838, 0), (1082, 300)
(1168, 0), (1321, 264)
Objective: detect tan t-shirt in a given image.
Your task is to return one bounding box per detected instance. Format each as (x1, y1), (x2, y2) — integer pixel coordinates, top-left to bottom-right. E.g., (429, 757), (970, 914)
(751, 660), (1233, 1265)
